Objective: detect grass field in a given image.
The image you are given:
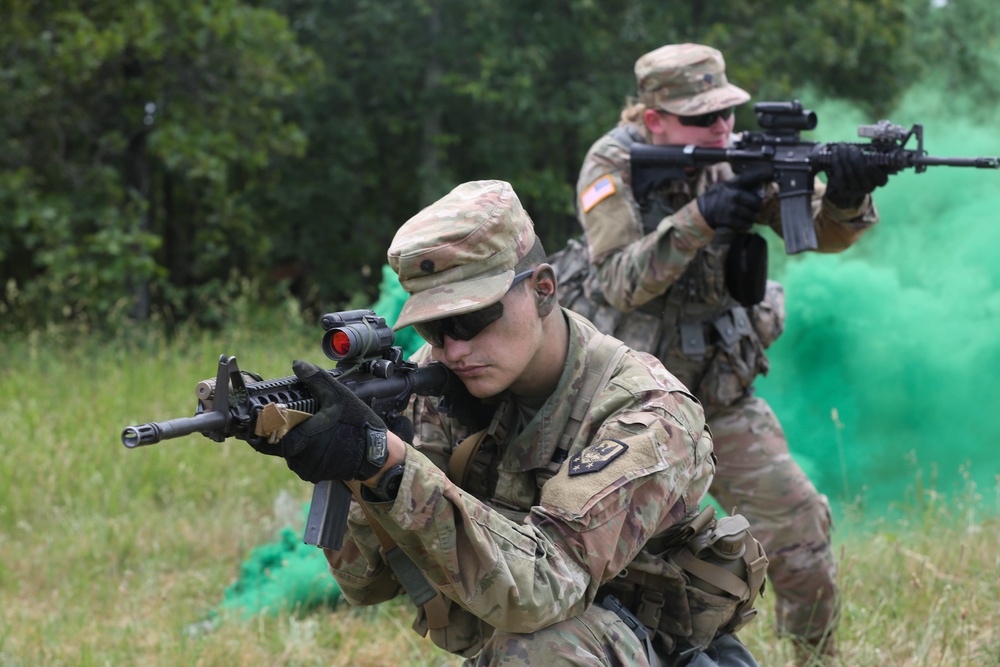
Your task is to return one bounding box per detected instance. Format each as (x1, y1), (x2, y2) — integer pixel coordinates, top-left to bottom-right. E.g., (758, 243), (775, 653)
(1, 314), (997, 666)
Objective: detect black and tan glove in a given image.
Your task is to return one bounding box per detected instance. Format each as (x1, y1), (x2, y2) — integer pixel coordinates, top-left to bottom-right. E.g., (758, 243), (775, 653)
(249, 360), (388, 483)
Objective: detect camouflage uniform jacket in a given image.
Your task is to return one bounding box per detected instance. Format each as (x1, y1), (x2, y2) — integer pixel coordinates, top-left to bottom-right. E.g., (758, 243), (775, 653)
(573, 124), (879, 410)
(325, 310), (715, 646)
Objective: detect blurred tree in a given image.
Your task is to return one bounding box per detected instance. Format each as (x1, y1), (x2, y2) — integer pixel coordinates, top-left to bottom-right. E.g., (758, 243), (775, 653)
(906, 0), (1000, 119)
(254, 0), (917, 314)
(244, 0), (434, 315)
(2, 0), (943, 328)
(0, 0), (317, 330)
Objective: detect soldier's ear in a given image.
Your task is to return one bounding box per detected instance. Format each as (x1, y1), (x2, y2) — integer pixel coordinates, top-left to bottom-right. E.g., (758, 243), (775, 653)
(532, 264), (557, 317)
(644, 107), (668, 135)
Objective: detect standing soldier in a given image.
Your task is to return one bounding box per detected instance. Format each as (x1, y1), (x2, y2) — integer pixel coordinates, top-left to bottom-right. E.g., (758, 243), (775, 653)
(249, 180), (768, 665)
(561, 43), (894, 663)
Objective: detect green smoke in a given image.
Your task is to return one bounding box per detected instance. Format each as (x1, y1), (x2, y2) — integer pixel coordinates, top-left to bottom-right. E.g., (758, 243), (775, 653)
(757, 91), (1000, 520)
(218, 526), (341, 618)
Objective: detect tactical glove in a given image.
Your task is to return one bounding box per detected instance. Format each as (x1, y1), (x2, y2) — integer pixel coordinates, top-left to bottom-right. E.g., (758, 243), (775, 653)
(696, 168), (771, 232)
(250, 359), (388, 483)
(825, 143), (891, 208)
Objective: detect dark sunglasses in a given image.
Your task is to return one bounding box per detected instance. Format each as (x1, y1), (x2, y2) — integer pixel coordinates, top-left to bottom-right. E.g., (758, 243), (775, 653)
(675, 107), (734, 128)
(413, 269), (535, 347)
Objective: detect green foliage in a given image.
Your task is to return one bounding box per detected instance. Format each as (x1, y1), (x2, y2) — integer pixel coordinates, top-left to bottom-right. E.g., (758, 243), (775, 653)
(3, 0), (996, 330)
(696, 0), (917, 117)
(906, 0), (1000, 121)
(0, 0), (317, 330)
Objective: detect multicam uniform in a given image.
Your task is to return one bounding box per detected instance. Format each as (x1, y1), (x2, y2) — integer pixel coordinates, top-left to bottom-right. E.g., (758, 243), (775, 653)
(325, 311), (716, 665)
(568, 123), (878, 642)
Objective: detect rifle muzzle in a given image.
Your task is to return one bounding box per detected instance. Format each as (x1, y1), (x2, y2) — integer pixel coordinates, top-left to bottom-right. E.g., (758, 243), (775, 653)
(121, 411), (228, 448)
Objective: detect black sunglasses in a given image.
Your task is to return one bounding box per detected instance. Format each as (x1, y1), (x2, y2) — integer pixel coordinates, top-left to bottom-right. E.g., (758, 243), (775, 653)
(413, 269), (536, 347)
(675, 107), (734, 128)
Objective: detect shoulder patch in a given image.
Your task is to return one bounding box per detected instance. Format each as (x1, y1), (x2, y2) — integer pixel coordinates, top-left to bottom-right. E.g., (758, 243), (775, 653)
(580, 175), (616, 213)
(568, 439), (629, 476)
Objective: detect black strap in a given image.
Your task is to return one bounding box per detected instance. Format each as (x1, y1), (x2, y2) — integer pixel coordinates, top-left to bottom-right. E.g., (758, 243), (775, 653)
(601, 594), (664, 667)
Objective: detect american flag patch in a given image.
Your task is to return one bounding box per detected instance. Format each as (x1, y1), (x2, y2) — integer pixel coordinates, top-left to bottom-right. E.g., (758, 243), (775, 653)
(580, 175), (616, 213)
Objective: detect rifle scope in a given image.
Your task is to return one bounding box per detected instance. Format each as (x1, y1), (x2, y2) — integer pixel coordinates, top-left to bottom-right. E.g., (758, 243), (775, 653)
(320, 309), (395, 362)
(754, 100), (817, 132)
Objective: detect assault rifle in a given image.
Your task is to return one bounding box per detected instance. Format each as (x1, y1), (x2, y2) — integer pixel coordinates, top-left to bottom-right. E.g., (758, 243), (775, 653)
(122, 309), (473, 552)
(630, 100), (1000, 254)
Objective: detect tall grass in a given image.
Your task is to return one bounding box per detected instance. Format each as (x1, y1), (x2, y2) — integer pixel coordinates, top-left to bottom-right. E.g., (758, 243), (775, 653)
(1, 310), (997, 666)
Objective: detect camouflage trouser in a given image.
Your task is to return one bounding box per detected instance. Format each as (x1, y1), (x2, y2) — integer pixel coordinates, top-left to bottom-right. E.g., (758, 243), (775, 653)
(466, 606), (758, 667)
(467, 604), (650, 666)
(706, 395), (838, 643)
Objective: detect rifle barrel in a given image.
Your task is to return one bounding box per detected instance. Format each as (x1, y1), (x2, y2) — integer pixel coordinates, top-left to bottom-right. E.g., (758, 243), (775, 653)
(914, 155), (1000, 169)
(121, 411), (228, 448)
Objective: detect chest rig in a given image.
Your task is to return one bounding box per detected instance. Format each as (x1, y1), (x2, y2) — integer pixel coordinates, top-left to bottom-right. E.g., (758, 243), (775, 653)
(554, 126), (785, 413)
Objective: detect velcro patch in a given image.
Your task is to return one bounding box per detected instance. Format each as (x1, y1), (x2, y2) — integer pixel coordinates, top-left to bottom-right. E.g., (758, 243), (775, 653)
(568, 439), (629, 476)
(580, 175), (616, 213)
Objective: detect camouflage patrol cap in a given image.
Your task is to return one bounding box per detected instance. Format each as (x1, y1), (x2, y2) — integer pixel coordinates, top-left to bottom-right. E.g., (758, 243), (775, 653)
(388, 180), (536, 331)
(636, 43), (750, 116)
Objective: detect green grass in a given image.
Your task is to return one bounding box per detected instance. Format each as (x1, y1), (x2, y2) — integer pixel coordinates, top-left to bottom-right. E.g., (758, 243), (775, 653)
(1, 317), (997, 667)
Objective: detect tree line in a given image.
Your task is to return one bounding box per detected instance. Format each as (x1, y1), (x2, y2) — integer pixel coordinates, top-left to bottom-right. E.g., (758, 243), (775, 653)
(1, 0), (997, 332)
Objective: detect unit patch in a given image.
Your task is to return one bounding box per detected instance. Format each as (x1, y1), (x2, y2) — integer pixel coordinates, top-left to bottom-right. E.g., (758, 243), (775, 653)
(568, 439), (629, 476)
(580, 175), (616, 213)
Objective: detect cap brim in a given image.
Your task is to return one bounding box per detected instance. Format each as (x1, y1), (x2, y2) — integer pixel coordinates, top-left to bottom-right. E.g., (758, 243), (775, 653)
(393, 269), (515, 331)
(660, 84), (751, 115)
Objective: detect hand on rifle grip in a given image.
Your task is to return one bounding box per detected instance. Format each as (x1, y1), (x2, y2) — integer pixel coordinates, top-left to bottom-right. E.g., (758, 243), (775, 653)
(696, 167), (771, 232)
(249, 360), (387, 484)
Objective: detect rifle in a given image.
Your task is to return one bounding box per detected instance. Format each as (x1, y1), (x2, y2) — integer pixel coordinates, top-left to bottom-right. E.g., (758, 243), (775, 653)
(630, 100), (1000, 254)
(121, 309), (473, 553)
